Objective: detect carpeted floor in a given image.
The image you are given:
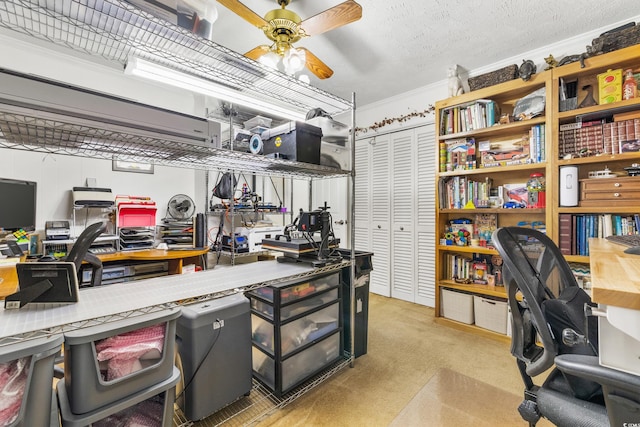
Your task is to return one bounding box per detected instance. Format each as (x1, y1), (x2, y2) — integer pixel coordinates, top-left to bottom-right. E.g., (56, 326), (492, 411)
(254, 293), (553, 426)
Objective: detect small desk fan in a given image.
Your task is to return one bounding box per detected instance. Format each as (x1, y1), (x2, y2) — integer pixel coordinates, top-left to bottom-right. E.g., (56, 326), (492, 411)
(166, 194), (196, 221)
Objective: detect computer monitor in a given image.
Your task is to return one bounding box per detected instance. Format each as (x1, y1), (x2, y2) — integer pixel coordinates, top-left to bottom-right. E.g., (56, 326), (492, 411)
(4, 262), (80, 309)
(0, 178), (37, 232)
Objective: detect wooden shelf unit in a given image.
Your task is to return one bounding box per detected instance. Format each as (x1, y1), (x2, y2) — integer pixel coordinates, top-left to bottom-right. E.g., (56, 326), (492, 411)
(434, 44), (640, 338)
(434, 70), (553, 338)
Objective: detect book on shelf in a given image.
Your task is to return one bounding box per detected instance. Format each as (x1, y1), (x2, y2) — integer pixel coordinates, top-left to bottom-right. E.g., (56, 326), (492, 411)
(439, 99), (498, 135)
(559, 213), (640, 256)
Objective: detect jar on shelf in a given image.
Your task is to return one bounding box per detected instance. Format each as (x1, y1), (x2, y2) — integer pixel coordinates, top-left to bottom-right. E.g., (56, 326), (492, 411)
(623, 69), (637, 100)
(526, 172), (546, 208)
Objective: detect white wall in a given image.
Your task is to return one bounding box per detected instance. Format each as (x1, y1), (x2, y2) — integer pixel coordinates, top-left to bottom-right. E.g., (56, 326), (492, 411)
(350, 14), (640, 132)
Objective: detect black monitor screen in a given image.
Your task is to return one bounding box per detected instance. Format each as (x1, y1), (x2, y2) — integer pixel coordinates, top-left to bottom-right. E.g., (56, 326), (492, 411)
(0, 178), (37, 232)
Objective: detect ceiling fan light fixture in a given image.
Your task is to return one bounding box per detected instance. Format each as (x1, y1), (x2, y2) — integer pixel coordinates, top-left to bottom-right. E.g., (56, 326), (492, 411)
(298, 74), (310, 84)
(258, 50), (280, 69)
(283, 47), (306, 74)
(124, 56), (307, 121)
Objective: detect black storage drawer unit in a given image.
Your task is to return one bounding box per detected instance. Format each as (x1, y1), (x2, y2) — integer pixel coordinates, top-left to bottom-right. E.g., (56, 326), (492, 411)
(261, 121), (322, 164)
(246, 272), (343, 397)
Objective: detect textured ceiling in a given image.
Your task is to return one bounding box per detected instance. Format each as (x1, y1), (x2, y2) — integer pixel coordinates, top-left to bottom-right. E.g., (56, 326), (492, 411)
(211, 0), (637, 106)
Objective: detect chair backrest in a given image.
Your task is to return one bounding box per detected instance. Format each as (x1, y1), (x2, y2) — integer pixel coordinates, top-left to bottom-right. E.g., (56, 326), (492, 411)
(491, 227), (593, 376)
(65, 221), (107, 286)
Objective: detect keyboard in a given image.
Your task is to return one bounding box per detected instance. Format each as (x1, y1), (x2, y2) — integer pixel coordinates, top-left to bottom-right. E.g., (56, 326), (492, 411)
(605, 234), (640, 247)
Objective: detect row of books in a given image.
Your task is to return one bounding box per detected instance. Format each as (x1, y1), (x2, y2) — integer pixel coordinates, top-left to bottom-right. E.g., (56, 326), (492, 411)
(440, 99), (498, 135)
(438, 176), (530, 210)
(558, 213), (640, 256)
(439, 125), (545, 172)
(558, 117), (640, 158)
(442, 253), (497, 285)
(438, 176), (492, 209)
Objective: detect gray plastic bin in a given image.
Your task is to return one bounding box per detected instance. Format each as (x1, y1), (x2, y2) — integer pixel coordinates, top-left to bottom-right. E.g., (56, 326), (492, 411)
(63, 306), (181, 414)
(176, 294), (252, 421)
(57, 366), (180, 427)
(0, 334), (63, 427)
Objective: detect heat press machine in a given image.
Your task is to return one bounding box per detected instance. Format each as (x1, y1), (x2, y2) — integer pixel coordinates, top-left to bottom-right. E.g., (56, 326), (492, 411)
(261, 202), (341, 267)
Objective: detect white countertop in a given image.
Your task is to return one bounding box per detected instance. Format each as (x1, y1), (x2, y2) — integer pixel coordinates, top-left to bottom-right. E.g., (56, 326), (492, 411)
(0, 261), (322, 340)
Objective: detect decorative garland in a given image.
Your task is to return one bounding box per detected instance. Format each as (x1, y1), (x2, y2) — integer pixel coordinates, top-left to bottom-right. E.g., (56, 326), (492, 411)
(354, 105), (435, 134)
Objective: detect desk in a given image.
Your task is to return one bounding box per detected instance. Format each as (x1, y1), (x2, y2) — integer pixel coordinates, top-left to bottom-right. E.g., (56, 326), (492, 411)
(0, 248), (209, 300)
(589, 238), (640, 375)
(588, 238), (640, 309)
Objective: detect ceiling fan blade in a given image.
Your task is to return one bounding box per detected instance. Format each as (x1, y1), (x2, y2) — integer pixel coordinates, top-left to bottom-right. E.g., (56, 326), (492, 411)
(245, 45), (271, 60)
(300, 48), (333, 79)
(216, 0), (269, 28)
(300, 0), (362, 36)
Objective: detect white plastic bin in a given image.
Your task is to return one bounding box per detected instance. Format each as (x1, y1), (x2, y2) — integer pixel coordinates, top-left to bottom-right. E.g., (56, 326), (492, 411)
(473, 295), (508, 334)
(441, 288), (474, 324)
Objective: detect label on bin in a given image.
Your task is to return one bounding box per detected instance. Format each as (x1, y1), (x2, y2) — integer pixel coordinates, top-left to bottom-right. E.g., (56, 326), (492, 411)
(275, 136), (282, 147)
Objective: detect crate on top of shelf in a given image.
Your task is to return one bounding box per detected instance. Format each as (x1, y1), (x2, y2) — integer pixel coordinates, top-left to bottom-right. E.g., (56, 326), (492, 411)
(116, 195), (157, 228)
(478, 133), (531, 168)
(440, 99), (499, 135)
(244, 115), (272, 131)
(597, 69), (623, 104)
(440, 138), (476, 171)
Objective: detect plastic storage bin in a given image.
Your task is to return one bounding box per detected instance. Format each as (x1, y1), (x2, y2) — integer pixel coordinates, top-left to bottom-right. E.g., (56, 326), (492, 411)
(247, 272), (342, 397)
(0, 334), (63, 427)
(441, 288), (474, 324)
(473, 295), (508, 334)
(261, 121), (322, 164)
(176, 294), (253, 421)
(62, 306), (181, 414)
(57, 366), (180, 427)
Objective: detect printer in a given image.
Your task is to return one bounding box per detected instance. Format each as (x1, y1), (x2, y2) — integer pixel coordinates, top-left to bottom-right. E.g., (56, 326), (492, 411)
(72, 187), (115, 207)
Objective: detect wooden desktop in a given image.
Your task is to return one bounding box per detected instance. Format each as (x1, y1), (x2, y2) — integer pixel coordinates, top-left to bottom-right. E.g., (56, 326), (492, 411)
(589, 238), (640, 310)
(0, 248), (209, 299)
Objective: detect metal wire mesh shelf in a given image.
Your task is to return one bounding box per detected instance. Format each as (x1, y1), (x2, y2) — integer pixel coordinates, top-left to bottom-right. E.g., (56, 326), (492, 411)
(0, 0), (352, 117)
(174, 356), (352, 427)
(0, 107), (349, 179)
(0, 0), (353, 179)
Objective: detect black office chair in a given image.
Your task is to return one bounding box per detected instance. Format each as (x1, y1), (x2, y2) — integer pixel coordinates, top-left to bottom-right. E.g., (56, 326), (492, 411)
(492, 227), (607, 427)
(64, 221), (107, 287)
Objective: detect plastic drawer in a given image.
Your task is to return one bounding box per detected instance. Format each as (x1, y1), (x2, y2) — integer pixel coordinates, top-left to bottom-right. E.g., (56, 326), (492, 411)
(252, 346), (275, 390)
(282, 331), (341, 392)
(0, 334), (63, 427)
(62, 307), (180, 414)
(57, 366), (180, 427)
(251, 288), (339, 321)
(252, 302), (340, 356)
(251, 273), (339, 303)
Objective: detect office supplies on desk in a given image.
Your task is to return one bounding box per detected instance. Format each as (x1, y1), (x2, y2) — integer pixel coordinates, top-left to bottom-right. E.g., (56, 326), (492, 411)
(45, 220), (71, 240)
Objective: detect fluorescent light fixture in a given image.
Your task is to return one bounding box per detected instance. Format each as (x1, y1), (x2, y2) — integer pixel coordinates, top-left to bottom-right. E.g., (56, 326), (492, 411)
(124, 56), (307, 121)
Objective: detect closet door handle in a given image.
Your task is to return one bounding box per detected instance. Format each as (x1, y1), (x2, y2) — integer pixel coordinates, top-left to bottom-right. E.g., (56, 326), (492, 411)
(377, 225), (381, 229)
(400, 227), (404, 231)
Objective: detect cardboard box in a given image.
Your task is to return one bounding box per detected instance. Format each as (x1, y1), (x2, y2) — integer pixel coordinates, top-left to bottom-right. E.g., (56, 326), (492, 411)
(597, 69), (622, 104)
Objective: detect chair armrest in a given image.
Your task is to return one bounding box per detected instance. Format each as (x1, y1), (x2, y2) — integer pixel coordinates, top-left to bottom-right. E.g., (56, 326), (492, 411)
(555, 354), (640, 392)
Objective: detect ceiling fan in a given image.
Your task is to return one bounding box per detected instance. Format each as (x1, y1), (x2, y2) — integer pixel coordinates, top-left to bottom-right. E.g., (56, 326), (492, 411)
(217, 0), (362, 79)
